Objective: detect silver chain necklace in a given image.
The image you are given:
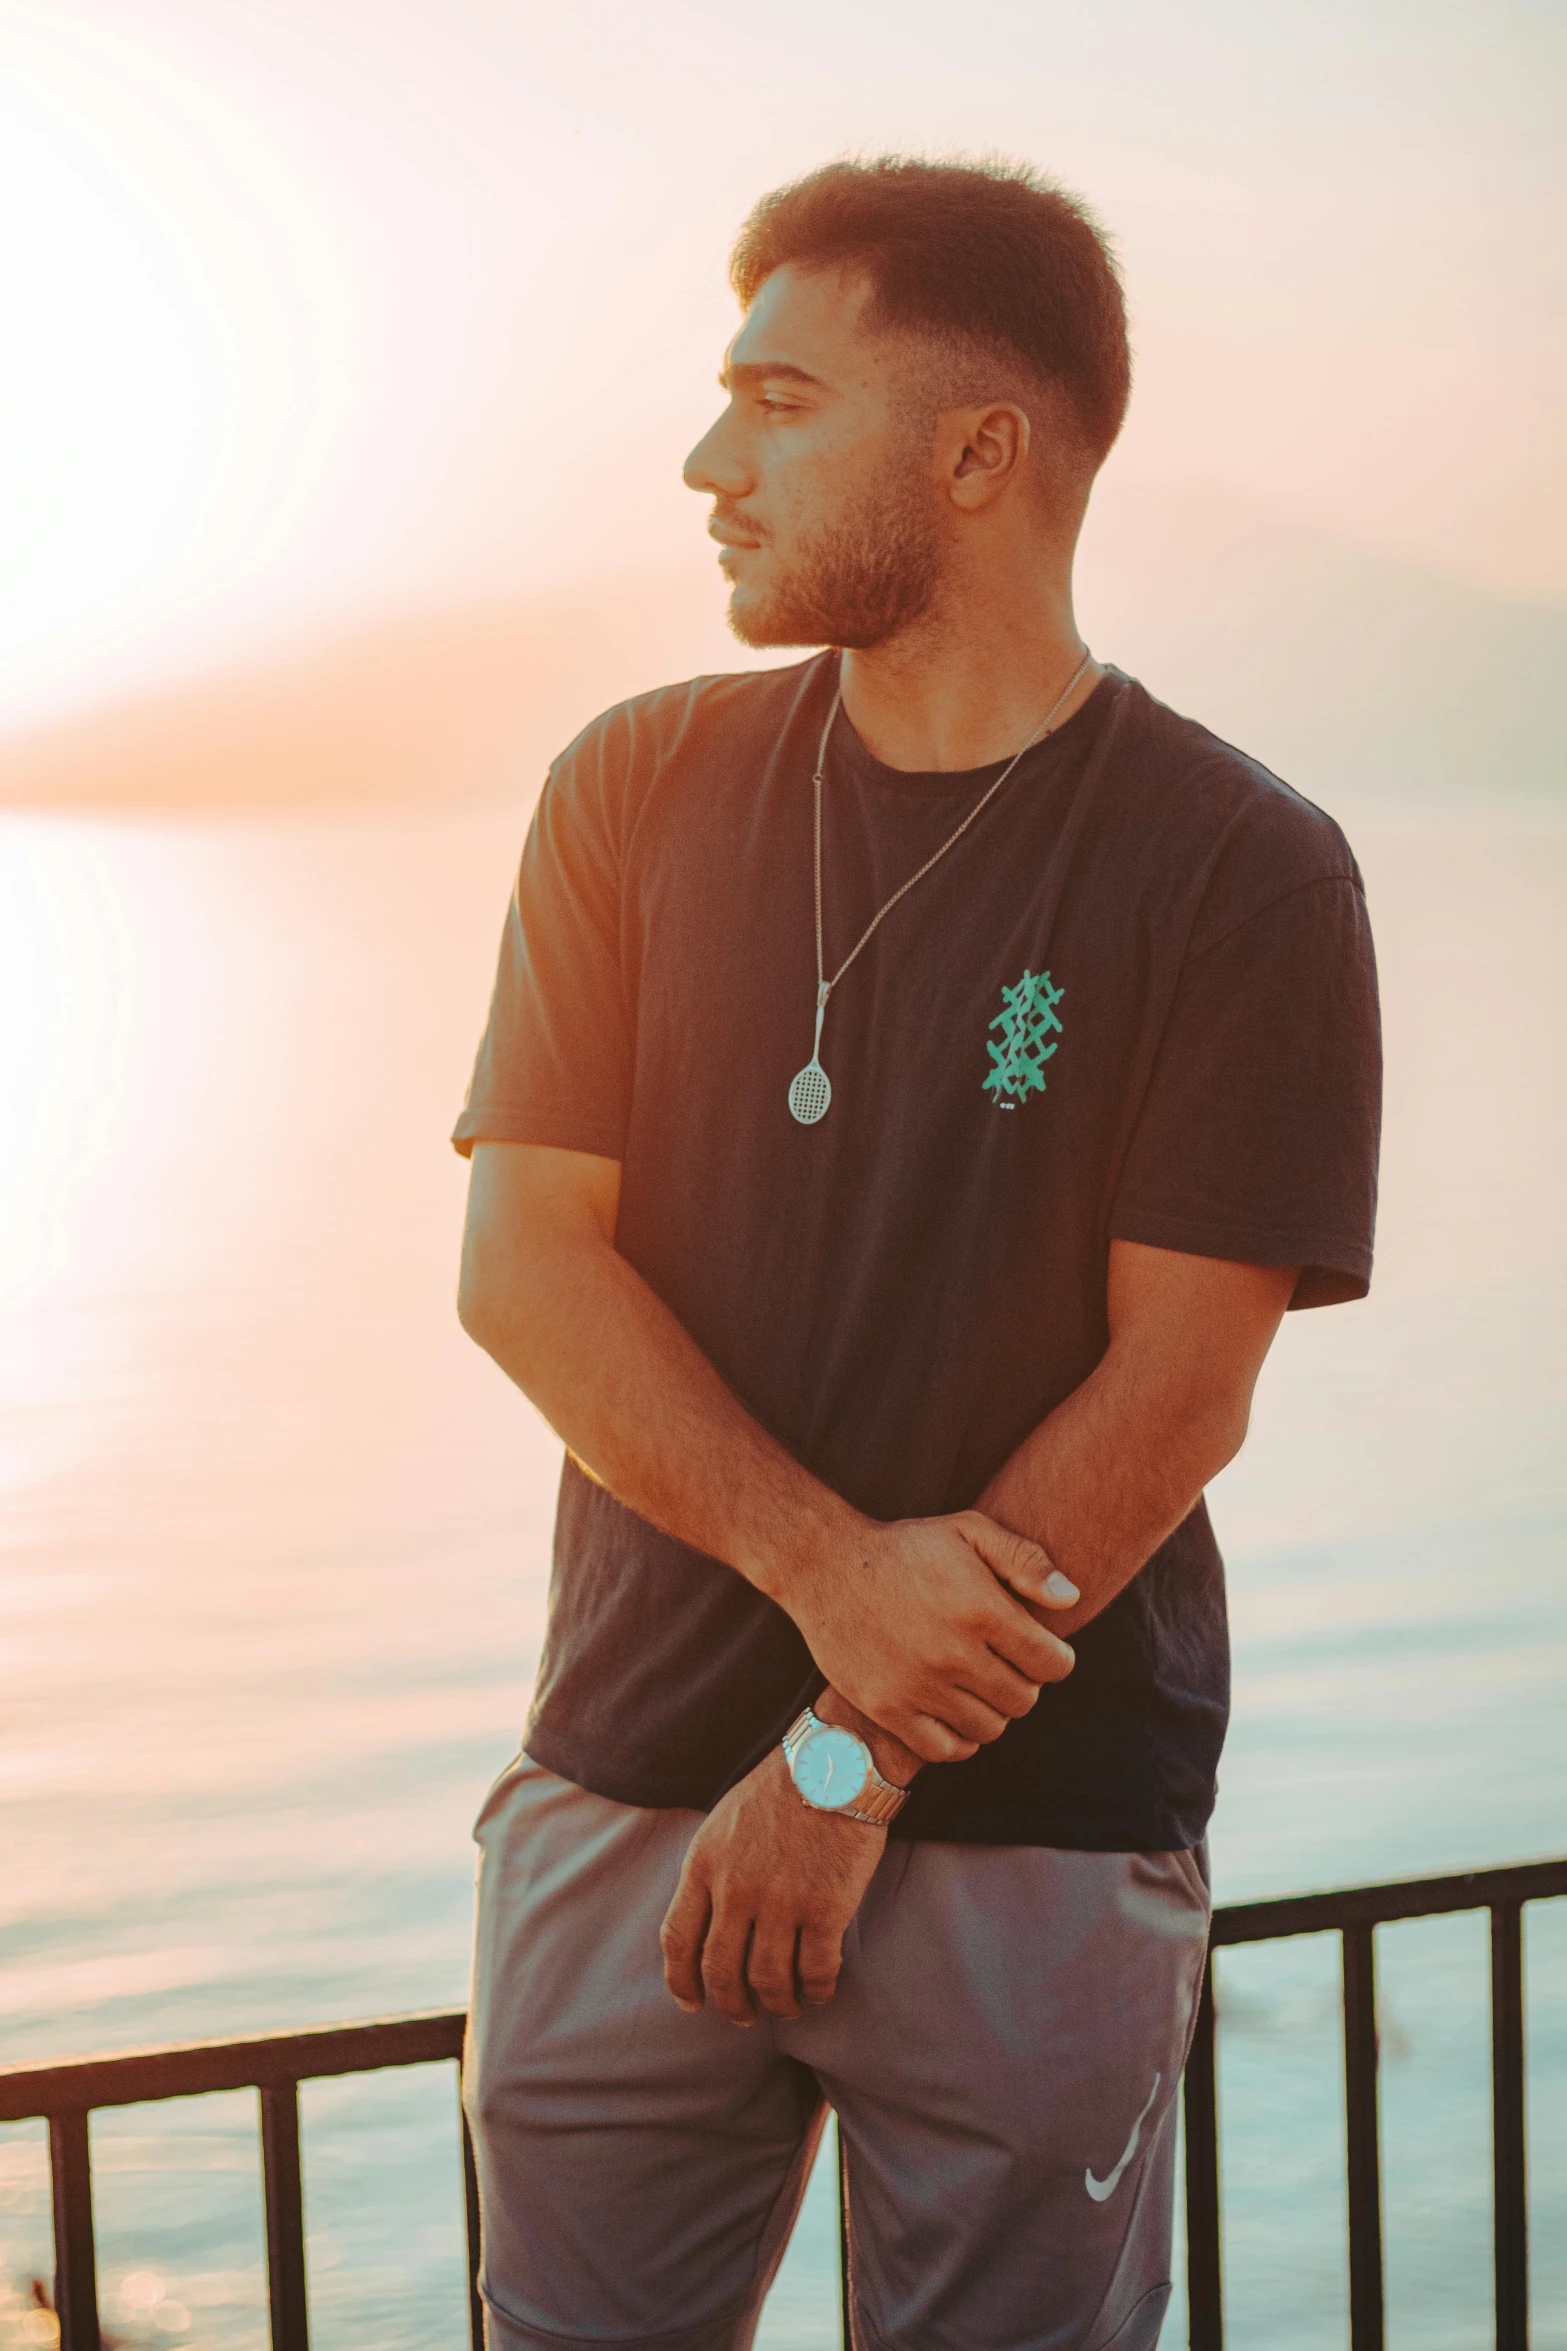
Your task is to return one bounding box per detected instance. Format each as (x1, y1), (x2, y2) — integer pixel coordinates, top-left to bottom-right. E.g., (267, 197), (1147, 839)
(787, 647), (1095, 1125)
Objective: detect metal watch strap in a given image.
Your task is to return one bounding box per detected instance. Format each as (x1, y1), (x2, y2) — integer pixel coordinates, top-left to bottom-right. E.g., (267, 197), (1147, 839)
(781, 1705), (910, 1827)
(839, 1768), (909, 1828)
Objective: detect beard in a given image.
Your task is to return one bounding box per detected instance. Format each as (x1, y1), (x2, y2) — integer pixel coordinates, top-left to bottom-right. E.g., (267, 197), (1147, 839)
(723, 450), (945, 651)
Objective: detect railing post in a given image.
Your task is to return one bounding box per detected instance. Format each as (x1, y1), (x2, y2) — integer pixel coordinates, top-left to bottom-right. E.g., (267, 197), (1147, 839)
(1342, 1923), (1384, 2351)
(459, 2077), (485, 2351)
(1490, 1901), (1529, 2351)
(259, 2079), (310, 2351)
(48, 2110), (100, 2351)
(1183, 1949), (1223, 2350)
(838, 2122), (854, 2351)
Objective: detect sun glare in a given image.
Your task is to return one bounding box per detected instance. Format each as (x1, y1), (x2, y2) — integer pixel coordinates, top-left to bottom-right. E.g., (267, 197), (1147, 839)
(0, 13), (376, 728)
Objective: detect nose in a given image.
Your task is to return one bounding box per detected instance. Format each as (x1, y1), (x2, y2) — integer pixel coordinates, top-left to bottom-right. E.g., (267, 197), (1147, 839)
(683, 405), (748, 499)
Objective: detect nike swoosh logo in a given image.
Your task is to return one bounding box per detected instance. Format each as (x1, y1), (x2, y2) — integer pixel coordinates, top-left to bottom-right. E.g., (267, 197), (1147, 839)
(1084, 2071), (1163, 2203)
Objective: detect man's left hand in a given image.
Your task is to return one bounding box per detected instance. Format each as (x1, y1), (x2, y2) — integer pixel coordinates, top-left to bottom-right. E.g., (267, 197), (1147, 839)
(660, 1749), (886, 2023)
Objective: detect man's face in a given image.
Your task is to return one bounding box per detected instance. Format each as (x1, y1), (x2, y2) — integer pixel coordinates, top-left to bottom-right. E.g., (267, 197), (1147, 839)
(683, 264), (945, 649)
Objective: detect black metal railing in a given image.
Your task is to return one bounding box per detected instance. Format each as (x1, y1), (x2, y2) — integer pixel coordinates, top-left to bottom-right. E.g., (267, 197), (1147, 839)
(1183, 1854), (1567, 2351)
(2, 1854), (1563, 2351)
(0, 2011), (475, 2351)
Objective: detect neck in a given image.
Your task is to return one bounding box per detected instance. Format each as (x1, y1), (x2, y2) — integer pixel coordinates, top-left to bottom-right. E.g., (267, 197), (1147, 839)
(837, 551), (1099, 773)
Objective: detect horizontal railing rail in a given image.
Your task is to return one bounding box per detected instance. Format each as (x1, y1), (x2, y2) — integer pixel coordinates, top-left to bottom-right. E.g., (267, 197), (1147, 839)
(0, 2011), (474, 2351)
(2, 1855), (1563, 2351)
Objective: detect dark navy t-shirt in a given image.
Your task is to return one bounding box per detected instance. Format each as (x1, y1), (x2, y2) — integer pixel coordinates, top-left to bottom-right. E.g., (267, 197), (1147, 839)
(453, 657), (1382, 1849)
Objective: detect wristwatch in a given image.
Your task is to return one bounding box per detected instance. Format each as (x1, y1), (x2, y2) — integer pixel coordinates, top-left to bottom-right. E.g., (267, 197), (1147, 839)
(781, 1706), (909, 1828)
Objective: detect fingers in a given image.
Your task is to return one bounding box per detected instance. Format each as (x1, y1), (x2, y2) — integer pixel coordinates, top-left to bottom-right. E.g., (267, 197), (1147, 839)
(953, 1517), (1077, 1684)
(981, 1608), (1076, 1688)
(960, 1513), (1079, 1611)
(746, 1925), (803, 2021)
(700, 1914), (756, 2026)
(902, 1712), (982, 1764)
(659, 1872), (712, 2012)
(883, 1649), (1067, 1758)
(903, 1680), (1032, 1755)
(1005, 1626), (1080, 1683)
(797, 1920), (846, 2006)
(914, 1636), (1048, 1725)
(677, 1913), (850, 2021)
(937, 1686), (1015, 1745)
(950, 1649), (1044, 1722)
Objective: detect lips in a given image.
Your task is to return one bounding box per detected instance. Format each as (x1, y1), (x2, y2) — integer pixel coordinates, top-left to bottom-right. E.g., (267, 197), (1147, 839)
(708, 512), (763, 551)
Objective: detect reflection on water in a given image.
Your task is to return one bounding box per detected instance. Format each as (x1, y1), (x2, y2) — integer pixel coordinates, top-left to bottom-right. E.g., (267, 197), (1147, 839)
(0, 805), (1563, 2349)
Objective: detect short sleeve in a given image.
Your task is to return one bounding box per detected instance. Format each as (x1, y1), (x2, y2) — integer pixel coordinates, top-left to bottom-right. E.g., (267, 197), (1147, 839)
(451, 756), (632, 1162)
(1110, 875), (1382, 1308)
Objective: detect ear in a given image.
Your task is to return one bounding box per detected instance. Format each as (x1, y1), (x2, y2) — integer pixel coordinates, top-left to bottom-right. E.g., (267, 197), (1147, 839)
(944, 402), (1032, 511)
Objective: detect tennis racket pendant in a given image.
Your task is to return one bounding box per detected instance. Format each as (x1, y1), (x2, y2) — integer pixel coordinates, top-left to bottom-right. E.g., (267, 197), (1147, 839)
(788, 983), (832, 1125)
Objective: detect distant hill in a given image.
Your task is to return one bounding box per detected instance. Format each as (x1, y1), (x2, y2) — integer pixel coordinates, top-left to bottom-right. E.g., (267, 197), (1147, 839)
(1077, 484), (1564, 806)
(0, 486), (1560, 813)
(0, 576), (769, 812)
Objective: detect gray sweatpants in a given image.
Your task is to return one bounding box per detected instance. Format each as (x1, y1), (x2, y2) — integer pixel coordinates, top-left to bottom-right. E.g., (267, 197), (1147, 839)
(464, 1755), (1210, 2351)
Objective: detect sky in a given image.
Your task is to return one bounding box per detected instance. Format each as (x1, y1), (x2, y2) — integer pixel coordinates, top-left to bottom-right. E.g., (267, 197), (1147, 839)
(0, 0), (1562, 732)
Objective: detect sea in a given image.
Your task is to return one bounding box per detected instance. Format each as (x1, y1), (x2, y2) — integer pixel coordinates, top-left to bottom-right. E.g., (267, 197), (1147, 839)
(0, 797), (1563, 2349)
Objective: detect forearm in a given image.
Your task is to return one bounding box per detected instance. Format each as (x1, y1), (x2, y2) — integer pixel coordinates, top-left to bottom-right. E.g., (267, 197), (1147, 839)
(975, 1358), (1243, 1641)
(459, 1142), (1075, 1764)
(973, 1246), (1296, 1639)
(462, 1220), (860, 1600)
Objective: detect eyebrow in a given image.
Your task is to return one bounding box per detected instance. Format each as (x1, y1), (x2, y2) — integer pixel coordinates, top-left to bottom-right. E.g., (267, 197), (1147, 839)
(718, 360), (826, 393)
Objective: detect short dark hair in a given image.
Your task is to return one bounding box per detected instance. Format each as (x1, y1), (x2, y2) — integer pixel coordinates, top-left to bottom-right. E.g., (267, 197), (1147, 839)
(729, 155), (1131, 472)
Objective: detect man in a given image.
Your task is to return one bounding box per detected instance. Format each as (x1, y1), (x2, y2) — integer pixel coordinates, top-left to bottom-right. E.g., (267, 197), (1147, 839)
(453, 157), (1380, 2351)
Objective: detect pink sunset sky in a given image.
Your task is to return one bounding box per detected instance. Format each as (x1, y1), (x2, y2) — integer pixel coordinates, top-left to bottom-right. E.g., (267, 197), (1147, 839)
(0, 0), (1560, 773)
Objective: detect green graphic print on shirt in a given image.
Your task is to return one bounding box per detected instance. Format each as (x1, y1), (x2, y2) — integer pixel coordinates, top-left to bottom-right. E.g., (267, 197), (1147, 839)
(984, 969), (1064, 1104)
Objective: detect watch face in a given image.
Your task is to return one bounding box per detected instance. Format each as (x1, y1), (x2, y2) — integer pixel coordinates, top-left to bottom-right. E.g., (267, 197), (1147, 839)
(793, 1723), (871, 1812)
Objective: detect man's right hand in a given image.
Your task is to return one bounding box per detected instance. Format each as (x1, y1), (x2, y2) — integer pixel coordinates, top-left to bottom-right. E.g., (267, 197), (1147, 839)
(779, 1511), (1078, 1763)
